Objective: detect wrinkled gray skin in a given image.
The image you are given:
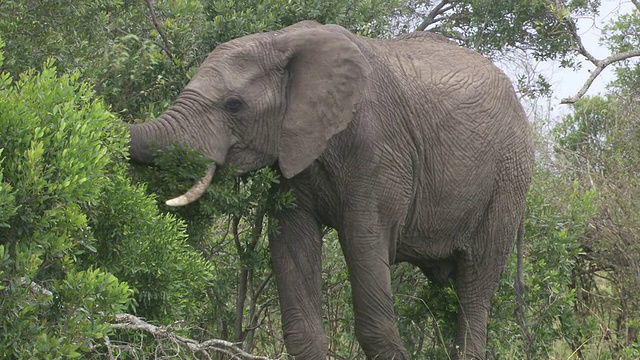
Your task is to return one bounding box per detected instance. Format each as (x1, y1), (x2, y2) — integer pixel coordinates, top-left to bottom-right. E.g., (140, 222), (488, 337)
(129, 21), (534, 360)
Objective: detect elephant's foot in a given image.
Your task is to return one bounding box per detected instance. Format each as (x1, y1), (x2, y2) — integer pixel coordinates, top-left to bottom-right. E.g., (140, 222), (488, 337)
(365, 349), (410, 360)
(450, 341), (486, 360)
(286, 345), (327, 359)
(283, 329), (327, 359)
(357, 326), (409, 360)
(281, 312), (328, 359)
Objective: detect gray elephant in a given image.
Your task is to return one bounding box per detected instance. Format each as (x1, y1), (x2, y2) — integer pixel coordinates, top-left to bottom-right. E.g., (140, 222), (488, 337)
(128, 20), (533, 360)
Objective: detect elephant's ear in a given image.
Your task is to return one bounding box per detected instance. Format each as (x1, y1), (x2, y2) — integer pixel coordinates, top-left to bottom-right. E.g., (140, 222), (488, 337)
(274, 28), (371, 179)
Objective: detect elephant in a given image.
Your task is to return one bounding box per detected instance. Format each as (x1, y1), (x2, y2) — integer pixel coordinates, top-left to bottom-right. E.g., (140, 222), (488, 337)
(128, 20), (534, 360)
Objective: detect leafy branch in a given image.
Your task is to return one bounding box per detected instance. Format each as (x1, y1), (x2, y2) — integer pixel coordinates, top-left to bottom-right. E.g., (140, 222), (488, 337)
(411, 0), (640, 104)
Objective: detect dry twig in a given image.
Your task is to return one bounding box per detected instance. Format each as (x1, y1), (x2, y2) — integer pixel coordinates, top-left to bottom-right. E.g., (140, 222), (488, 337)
(107, 313), (277, 360)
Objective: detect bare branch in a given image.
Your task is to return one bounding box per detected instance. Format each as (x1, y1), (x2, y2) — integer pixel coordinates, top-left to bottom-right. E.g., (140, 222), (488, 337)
(249, 206), (266, 250)
(232, 216), (243, 253)
(254, 271), (273, 303)
(562, 13), (598, 64)
(247, 296), (277, 332)
(416, 0), (450, 31)
(144, 0), (174, 63)
(561, 49), (640, 104)
(632, 0), (640, 12)
(236, 267), (249, 343)
(555, 1), (640, 103)
(19, 277), (53, 298)
(110, 313), (276, 359)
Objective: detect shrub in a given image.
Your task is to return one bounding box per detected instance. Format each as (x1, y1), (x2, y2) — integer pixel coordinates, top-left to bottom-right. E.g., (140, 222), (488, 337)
(0, 42), (211, 357)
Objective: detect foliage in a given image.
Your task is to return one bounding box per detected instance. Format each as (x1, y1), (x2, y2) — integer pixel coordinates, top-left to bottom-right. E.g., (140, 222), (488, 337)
(393, 264), (458, 359)
(201, 0), (408, 49)
(489, 175), (595, 359)
(409, 0), (595, 61)
(549, 94), (640, 359)
(554, 95), (617, 171)
(88, 173), (214, 323)
(603, 9), (640, 93)
(0, 0), (205, 120)
(95, 0), (206, 119)
(448, 0), (578, 60)
(0, 0), (119, 80)
(0, 46), (211, 357)
(0, 54), (131, 358)
(409, 1), (639, 100)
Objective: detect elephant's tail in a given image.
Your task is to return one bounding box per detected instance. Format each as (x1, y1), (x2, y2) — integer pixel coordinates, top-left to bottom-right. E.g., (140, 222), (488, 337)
(515, 215), (525, 310)
(514, 214), (532, 346)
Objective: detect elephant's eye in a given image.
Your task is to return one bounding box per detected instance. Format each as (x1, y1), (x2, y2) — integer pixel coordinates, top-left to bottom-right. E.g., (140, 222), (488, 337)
(224, 97), (244, 114)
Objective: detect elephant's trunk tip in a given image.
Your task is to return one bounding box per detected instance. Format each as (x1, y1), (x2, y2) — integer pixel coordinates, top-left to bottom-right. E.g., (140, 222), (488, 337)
(165, 165), (216, 207)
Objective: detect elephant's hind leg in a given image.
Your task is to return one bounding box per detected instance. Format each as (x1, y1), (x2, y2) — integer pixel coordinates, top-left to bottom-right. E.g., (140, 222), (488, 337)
(453, 196), (522, 360)
(453, 254), (499, 360)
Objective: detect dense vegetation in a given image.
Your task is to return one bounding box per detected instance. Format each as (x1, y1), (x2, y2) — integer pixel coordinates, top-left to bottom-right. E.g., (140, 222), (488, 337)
(0, 0), (638, 358)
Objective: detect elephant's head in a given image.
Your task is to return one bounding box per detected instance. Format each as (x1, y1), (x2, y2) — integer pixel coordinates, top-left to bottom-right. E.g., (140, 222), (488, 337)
(129, 21), (371, 206)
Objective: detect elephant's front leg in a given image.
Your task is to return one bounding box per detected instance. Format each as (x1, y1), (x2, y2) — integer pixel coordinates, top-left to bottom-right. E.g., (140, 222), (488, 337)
(269, 209), (326, 359)
(341, 223), (410, 360)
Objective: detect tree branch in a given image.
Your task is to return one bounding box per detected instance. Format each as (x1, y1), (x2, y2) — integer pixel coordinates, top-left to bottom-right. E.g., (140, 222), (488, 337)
(632, 0), (640, 12)
(236, 267), (249, 343)
(144, 0), (174, 63)
(561, 48), (640, 104)
(110, 314), (276, 360)
(232, 215), (243, 253)
(563, 13), (598, 64)
(556, 1), (640, 103)
(20, 277), (53, 298)
(416, 0), (450, 31)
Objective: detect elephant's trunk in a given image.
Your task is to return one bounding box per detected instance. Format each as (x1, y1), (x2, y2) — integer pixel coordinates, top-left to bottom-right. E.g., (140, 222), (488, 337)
(165, 164), (216, 206)
(128, 116), (178, 165)
(128, 108), (219, 207)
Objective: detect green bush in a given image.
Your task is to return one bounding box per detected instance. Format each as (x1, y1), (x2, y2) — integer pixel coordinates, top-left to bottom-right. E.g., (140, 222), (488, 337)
(0, 50), (131, 358)
(0, 42), (211, 357)
(486, 178), (595, 359)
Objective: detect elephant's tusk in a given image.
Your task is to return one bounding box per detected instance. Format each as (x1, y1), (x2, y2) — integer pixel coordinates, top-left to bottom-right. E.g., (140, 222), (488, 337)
(165, 165), (216, 207)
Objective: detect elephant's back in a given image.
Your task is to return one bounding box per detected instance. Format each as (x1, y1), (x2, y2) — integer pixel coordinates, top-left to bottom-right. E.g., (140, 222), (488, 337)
(362, 31), (534, 231)
(351, 30), (533, 188)
(386, 32), (531, 158)
(386, 31), (496, 72)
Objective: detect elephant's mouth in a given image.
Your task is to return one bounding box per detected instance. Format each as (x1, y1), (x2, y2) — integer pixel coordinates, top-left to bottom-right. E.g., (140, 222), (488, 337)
(165, 164), (216, 207)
